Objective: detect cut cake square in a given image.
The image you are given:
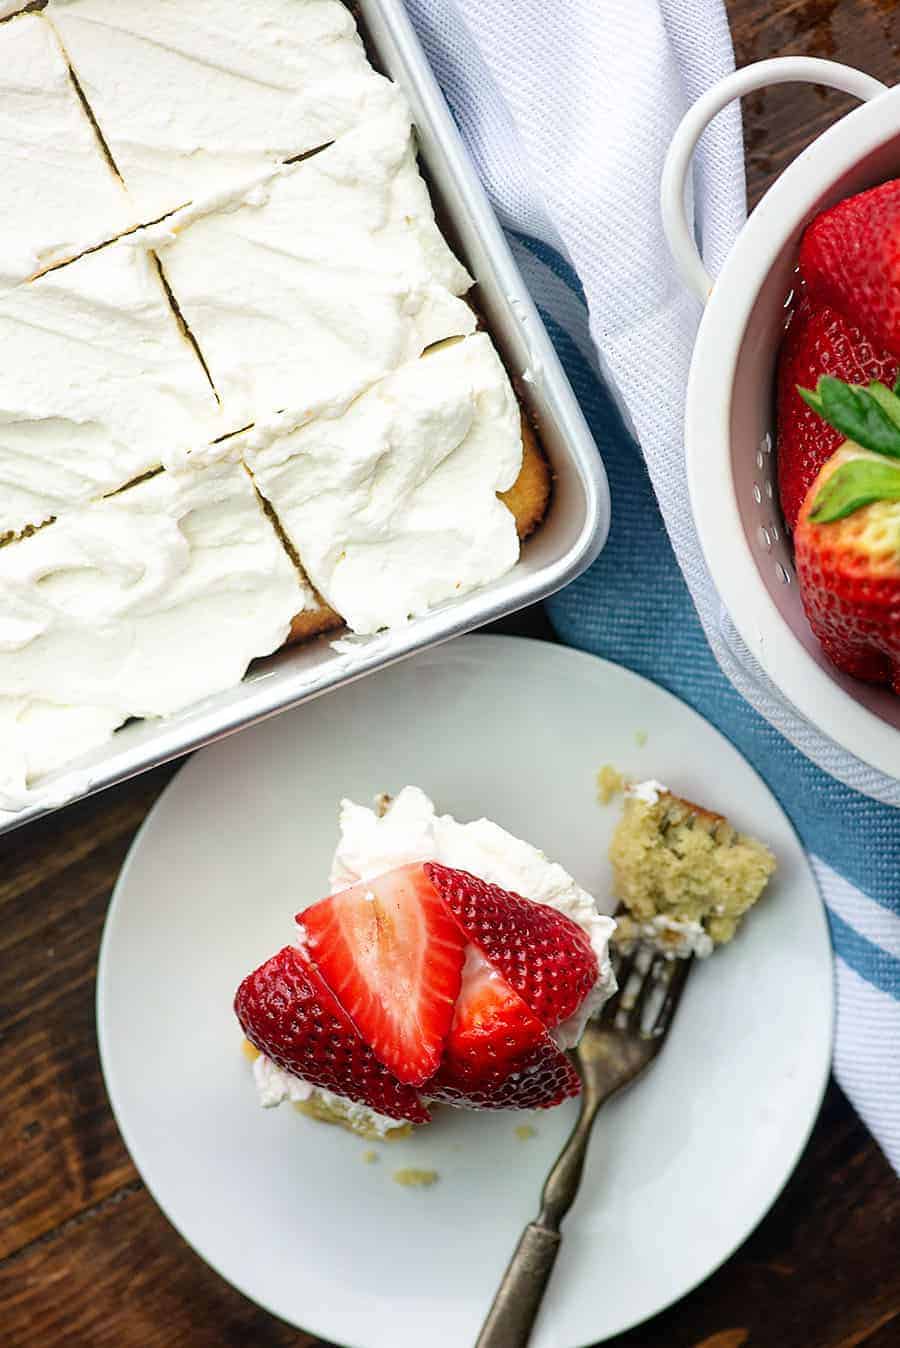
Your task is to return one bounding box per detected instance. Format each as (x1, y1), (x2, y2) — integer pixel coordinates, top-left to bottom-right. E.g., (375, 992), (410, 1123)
(47, 0), (396, 215)
(0, 13), (135, 283)
(243, 334), (524, 635)
(148, 99), (476, 427)
(0, 244), (225, 537)
(0, 458), (307, 796)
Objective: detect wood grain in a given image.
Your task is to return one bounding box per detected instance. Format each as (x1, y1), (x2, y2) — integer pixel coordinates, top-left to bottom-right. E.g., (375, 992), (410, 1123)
(730, 0), (900, 207)
(0, 774), (178, 1261)
(2, 2), (900, 1346)
(0, 1182), (319, 1348)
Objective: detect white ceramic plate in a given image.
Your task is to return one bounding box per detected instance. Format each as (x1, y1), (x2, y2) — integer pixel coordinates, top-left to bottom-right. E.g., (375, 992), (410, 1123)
(98, 636), (833, 1348)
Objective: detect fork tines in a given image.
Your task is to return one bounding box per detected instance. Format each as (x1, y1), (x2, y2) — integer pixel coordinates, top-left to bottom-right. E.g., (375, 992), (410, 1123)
(605, 942), (692, 1039)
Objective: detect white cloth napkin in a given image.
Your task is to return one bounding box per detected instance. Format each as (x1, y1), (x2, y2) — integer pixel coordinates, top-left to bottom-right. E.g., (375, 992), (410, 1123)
(406, 0), (900, 1171)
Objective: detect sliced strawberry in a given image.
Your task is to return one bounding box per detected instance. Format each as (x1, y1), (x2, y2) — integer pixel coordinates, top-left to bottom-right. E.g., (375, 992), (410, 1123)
(234, 945), (429, 1124)
(299, 863), (466, 1087)
(799, 179), (900, 357)
(776, 293), (899, 528)
(428, 949), (581, 1110)
(446, 948), (547, 1069)
(423, 862), (598, 1031)
(430, 1037), (582, 1111)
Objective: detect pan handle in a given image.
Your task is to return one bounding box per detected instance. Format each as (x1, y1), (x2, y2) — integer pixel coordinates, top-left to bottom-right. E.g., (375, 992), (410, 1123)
(660, 57), (887, 304)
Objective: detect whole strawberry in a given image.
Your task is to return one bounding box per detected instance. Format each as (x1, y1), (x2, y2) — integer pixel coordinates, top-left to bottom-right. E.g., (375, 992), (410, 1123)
(799, 179), (900, 357)
(794, 375), (900, 690)
(777, 293), (898, 529)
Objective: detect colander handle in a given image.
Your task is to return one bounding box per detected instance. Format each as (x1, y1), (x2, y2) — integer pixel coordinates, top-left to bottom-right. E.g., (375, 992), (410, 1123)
(661, 57), (888, 304)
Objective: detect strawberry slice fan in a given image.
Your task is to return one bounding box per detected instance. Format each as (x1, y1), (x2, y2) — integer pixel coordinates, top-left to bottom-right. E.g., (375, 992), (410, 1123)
(234, 862), (598, 1121)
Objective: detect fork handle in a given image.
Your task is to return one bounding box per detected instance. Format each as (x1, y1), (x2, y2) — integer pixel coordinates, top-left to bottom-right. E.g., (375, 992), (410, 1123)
(474, 1221), (562, 1348)
(475, 1093), (601, 1347)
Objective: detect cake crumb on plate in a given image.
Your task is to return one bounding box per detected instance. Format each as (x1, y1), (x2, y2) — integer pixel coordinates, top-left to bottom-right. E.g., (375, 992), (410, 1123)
(393, 1168), (439, 1188)
(596, 764), (625, 804)
(515, 1124), (536, 1141)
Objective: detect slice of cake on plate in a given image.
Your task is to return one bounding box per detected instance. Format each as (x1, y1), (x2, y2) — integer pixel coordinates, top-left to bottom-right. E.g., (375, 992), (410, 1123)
(609, 780), (776, 957)
(234, 786), (616, 1138)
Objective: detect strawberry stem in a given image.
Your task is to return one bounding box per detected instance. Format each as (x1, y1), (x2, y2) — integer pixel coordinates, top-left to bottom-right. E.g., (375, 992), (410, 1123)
(867, 381), (900, 431)
(810, 456), (900, 522)
(798, 375), (900, 460)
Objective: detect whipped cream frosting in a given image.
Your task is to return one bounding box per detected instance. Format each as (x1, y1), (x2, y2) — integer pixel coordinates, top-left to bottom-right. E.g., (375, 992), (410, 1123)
(626, 779), (670, 806)
(0, 697), (122, 808)
(628, 915), (714, 959)
(327, 786), (617, 1046)
(243, 334), (522, 634)
(47, 0), (398, 216)
(0, 459), (306, 794)
(252, 1054), (401, 1139)
(150, 99), (475, 426)
(0, 13), (135, 284)
(0, 243), (227, 537)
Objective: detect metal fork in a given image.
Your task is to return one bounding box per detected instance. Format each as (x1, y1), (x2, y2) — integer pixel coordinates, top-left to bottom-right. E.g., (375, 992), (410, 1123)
(474, 943), (694, 1348)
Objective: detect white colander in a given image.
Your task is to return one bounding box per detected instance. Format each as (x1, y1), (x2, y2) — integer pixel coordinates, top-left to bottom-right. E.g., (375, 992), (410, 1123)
(662, 57), (900, 781)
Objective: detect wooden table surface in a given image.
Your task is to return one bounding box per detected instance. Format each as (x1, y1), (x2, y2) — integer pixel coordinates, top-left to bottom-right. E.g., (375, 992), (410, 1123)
(3, 2), (900, 1345)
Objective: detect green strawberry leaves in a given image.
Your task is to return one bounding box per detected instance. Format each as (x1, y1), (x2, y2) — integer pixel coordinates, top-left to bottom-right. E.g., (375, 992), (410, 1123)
(799, 374), (900, 520)
(809, 457), (900, 523)
(798, 376), (900, 460)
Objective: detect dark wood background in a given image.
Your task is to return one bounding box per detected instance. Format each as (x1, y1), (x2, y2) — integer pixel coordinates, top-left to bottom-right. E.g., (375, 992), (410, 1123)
(2, 2), (899, 1344)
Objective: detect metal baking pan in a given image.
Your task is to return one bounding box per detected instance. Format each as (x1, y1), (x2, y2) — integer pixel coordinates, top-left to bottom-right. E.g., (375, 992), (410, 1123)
(0, 0), (610, 836)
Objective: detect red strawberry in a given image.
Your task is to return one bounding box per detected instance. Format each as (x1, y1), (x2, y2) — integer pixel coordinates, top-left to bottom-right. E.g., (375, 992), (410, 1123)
(427, 948), (582, 1110)
(423, 862), (598, 1031)
(791, 373), (900, 691)
(234, 945), (429, 1124)
(777, 293), (898, 528)
(799, 179), (900, 357)
(795, 444), (900, 691)
(299, 863), (466, 1087)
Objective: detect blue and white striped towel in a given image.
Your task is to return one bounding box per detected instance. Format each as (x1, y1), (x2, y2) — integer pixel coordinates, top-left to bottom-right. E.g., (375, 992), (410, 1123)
(407, 0), (900, 1170)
